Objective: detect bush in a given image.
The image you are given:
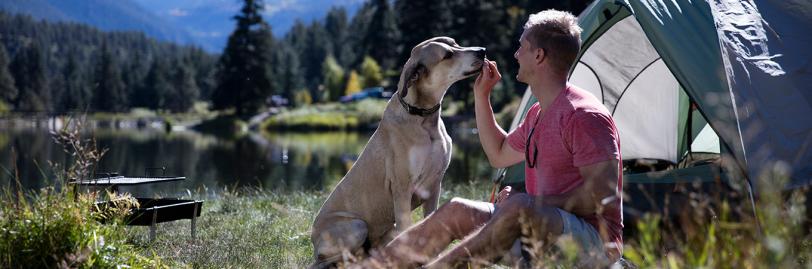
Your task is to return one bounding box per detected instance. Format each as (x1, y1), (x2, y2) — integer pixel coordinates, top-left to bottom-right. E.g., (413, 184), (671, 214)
(0, 189), (164, 268)
(0, 119), (164, 268)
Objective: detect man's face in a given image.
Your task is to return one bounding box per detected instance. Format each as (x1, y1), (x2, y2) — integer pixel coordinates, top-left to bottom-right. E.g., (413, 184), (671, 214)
(513, 32), (537, 83)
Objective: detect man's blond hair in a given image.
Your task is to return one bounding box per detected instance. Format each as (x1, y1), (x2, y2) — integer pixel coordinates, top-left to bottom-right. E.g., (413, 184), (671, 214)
(523, 10), (582, 75)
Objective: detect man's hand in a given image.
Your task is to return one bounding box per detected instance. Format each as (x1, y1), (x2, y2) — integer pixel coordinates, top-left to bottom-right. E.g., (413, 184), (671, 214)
(474, 60), (501, 97)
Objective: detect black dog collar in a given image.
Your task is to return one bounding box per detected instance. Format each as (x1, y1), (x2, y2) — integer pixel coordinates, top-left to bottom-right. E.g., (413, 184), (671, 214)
(398, 94), (441, 117)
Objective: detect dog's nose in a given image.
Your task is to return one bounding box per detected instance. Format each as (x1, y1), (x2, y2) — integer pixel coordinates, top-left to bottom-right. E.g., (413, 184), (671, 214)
(474, 47), (486, 59)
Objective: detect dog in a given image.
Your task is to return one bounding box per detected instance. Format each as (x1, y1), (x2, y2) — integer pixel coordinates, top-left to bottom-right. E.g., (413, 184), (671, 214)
(310, 36), (486, 268)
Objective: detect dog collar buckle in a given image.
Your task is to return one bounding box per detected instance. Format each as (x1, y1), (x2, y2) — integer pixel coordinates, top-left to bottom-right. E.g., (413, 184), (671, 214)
(398, 94), (440, 117)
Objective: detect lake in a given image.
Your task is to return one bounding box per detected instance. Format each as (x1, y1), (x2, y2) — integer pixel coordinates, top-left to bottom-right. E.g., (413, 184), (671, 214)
(1, 125), (496, 197)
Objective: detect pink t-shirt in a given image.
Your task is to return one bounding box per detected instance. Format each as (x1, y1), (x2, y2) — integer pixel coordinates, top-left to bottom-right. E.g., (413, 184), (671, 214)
(506, 84), (623, 257)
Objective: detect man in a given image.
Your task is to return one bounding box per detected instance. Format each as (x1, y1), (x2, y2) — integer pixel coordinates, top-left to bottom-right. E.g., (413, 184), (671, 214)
(357, 10), (623, 268)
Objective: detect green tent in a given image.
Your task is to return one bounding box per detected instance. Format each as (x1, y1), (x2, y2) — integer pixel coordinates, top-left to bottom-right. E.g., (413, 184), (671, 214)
(501, 0), (812, 194)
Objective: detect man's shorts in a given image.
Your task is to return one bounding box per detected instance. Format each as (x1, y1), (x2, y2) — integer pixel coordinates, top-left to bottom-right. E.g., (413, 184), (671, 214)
(554, 208), (612, 267)
(489, 202), (614, 268)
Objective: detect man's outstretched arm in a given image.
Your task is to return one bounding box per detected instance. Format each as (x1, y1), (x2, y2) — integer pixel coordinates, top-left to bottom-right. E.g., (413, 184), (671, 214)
(473, 60), (524, 168)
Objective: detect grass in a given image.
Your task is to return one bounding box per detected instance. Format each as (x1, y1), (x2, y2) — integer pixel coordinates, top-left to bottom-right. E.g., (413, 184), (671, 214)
(130, 181), (492, 268)
(4, 180), (810, 269)
(262, 99), (389, 131)
(135, 176), (811, 269)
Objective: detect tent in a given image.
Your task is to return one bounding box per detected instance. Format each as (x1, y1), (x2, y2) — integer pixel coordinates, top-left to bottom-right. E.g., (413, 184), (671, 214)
(500, 0), (812, 196)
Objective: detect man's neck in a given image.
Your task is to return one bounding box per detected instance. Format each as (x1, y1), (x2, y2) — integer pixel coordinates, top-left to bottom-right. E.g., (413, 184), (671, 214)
(530, 78), (567, 110)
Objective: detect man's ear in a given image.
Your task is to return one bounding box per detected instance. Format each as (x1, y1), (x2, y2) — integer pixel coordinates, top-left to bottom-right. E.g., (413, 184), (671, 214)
(401, 63), (426, 98)
(535, 48), (546, 65)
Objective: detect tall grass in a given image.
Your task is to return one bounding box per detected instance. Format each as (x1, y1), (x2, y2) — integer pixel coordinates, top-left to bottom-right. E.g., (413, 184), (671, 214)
(0, 120), (164, 268)
(622, 165), (811, 268)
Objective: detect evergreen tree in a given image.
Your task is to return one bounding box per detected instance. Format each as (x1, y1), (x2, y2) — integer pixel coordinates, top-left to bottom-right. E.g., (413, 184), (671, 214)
(302, 21), (329, 102)
(395, 0), (449, 63)
(61, 54), (90, 111)
(0, 43), (17, 106)
(138, 58), (172, 110)
(322, 55), (345, 102)
(348, 3), (373, 66)
(124, 50), (148, 109)
(168, 61), (199, 113)
(188, 47), (217, 101)
(92, 44), (128, 112)
(360, 56), (383, 88)
(272, 43), (304, 103)
(212, 0), (275, 117)
(324, 7), (353, 67)
(364, 0), (401, 72)
(10, 43), (49, 112)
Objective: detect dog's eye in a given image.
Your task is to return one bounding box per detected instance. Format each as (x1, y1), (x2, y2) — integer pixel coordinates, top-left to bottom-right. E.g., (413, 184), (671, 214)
(443, 52), (454, 60)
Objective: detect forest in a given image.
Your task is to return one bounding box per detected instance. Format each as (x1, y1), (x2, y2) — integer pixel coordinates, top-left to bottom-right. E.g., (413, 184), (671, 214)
(0, 0), (589, 117)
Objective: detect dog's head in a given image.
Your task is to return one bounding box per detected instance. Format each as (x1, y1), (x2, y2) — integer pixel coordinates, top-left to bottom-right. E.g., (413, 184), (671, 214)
(398, 37), (486, 106)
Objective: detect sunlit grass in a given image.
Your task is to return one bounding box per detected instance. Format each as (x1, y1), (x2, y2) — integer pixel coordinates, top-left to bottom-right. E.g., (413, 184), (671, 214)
(131, 181), (492, 268)
(138, 174), (810, 269)
(262, 99), (388, 131)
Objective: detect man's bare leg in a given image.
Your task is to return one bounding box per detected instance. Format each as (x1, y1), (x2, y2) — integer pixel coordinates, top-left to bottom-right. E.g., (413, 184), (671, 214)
(425, 193), (565, 268)
(355, 197), (493, 268)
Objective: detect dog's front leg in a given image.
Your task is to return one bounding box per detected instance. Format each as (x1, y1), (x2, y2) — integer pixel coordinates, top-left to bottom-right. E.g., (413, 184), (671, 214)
(392, 182), (413, 234)
(422, 179), (441, 218)
(386, 152), (413, 238)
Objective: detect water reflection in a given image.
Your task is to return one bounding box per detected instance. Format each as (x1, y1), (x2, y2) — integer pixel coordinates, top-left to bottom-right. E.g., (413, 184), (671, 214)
(1, 127), (493, 197)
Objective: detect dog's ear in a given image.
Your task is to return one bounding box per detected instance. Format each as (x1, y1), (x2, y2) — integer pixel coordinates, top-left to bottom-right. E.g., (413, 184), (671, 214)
(401, 63), (426, 98)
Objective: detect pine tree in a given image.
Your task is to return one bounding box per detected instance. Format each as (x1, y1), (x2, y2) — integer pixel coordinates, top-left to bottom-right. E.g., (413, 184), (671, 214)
(92, 44), (128, 112)
(10, 43), (49, 112)
(364, 0), (401, 72)
(60, 54), (90, 111)
(124, 50), (148, 109)
(0, 43), (17, 107)
(302, 21), (329, 102)
(139, 58), (172, 110)
(395, 0), (448, 63)
(324, 7), (353, 67)
(272, 43), (304, 103)
(168, 61), (199, 113)
(212, 0), (275, 117)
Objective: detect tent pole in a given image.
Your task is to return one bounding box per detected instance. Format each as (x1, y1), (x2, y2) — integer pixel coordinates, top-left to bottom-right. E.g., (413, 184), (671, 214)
(744, 176), (763, 237)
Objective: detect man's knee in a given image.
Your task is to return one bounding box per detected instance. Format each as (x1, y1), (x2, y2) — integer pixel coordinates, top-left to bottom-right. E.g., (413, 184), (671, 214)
(495, 194), (561, 233)
(430, 197), (492, 238)
(436, 197), (490, 217)
(495, 193), (533, 217)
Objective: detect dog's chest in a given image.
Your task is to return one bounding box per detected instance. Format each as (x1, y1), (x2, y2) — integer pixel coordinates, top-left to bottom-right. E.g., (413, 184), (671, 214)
(407, 133), (451, 183)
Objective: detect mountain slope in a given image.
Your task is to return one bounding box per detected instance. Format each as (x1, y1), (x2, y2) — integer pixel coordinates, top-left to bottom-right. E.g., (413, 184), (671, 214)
(0, 0), (196, 46)
(134, 0), (364, 52)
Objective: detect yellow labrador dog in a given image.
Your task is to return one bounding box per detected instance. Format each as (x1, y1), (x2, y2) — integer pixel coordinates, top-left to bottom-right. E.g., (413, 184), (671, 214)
(310, 37), (485, 267)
